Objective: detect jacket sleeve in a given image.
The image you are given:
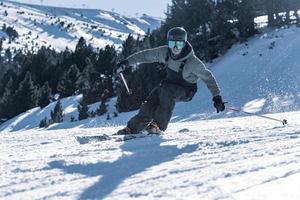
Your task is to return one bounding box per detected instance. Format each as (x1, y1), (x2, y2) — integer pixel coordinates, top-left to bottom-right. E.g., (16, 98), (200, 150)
(127, 46), (169, 65)
(193, 59), (221, 97)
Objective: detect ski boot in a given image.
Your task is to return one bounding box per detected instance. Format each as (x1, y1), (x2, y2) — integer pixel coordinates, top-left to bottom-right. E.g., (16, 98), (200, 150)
(115, 127), (133, 135)
(146, 122), (163, 135)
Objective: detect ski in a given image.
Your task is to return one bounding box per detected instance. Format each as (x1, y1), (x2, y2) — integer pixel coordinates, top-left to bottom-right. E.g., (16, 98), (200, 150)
(75, 134), (111, 144)
(75, 132), (161, 144)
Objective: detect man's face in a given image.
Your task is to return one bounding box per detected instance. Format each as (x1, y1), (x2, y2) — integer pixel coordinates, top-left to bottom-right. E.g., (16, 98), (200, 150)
(168, 40), (185, 56)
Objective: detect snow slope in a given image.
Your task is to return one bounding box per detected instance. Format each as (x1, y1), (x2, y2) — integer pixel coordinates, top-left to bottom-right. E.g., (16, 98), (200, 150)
(1, 25), (300, 200)
(1, 25), (300, 132)
(173, 25), (300, 122)
(0, 0), (161, 51)
(1, 111), (300, 199)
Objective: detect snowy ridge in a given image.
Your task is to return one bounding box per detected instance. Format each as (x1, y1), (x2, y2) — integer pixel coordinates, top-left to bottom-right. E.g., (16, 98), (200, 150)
(0, 0), (161, 51)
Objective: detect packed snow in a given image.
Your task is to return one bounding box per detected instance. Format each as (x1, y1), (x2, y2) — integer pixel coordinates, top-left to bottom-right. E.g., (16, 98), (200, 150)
(1, 112), (300, 199)
(1, 17), (300, 200)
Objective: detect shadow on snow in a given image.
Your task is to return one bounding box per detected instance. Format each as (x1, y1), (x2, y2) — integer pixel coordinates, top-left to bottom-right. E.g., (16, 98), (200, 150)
(48, 137), (198, 199)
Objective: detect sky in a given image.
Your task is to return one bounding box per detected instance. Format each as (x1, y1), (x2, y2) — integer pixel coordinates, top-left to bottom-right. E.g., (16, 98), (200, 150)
(9, 0), (172, 18)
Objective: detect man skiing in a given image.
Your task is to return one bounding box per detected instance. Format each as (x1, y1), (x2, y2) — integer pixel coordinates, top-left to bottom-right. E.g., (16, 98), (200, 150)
(116, 27), (225, 135)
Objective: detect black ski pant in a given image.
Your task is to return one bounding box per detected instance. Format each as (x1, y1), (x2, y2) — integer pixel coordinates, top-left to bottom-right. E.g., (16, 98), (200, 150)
(127, 82), (196, 133)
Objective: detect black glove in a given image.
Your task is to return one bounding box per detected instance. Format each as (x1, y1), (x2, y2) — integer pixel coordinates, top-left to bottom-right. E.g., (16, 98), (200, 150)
(212, 95), (225, 113)
(115, 59), (129, 74)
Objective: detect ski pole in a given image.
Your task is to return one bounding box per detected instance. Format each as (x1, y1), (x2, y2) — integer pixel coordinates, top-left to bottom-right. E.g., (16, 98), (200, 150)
(227, 107), (288, 125)
(119, 72), (132, 95)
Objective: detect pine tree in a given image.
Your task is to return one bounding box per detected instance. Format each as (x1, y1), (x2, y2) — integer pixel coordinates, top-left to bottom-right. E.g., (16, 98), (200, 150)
(57, 64), (80, 98)
(67, 64), (80, 93)
(184, 0), (215, 61)
(93, 45), (117, 97)
(6, 27), (19, 42)
(237, 0), (256, 39)
(14, 71), (39, 115)
(121, 34), (137, 58)
(264, 0), (284, 27)
(2, 23), (6, 32)
(56, 71), (67, 97)
(75, 37), (87, 53)
(76, 58), (103, 104)
(295, 10), (300, 26)
(96, 89), (109, 116)
(0, 68), (18, 97)
(96, 101), (107, 116)
(210, 0), (239, 55)
(165, 0), (189, 28)
(95, 45), (117, 75)
(82, 77), (104, 104)
(49, 62), (63, 94)
(283, 0), (291, 25)
(70, 115), (76, 122)
(73, 37), (93, 71)
(141, 33), (151, 50)
(38, 81), (52, 108)
(291, 0), (300, 26)
(51, 99), (63, 123)
(5, 48), (12, 63)
(264, 0), (275, 27)
(39, 117), (49, 128)
(76, 62), (92, 94)
(0, 77), (15, 119)
(77, 97), (89, 120)
(28, 46), (59, 86)
(0, 39), (3, 63)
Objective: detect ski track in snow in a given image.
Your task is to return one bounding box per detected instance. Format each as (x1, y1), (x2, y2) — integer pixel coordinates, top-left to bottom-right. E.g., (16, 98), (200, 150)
(1, 112), (300, 199)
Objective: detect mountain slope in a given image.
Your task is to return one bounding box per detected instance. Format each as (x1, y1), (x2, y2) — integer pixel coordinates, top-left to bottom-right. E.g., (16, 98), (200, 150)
(1, 26), (300, 132)
(1, 111), (300, 199)
(1, 22), (300, 200)
(172, 26), (300, 122)
(0, 0), (161, 51)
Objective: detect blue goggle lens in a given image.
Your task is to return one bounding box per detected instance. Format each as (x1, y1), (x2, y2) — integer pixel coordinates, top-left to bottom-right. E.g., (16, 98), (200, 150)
(168, 40), (185, 49)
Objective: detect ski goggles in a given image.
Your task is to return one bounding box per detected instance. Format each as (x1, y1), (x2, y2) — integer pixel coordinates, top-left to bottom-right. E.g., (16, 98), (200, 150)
(168, 40), (186, 49)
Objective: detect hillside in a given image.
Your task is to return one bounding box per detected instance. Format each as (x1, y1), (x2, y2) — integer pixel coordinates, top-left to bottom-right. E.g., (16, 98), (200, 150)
(0, 0), (161, 52)
(1, 18), (300, 200)
(173, 25), (300, 122)
(1, 25), (299, 132)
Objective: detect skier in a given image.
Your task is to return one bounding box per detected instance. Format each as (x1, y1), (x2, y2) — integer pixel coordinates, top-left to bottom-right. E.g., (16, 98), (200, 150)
(116, 27), (225, 135)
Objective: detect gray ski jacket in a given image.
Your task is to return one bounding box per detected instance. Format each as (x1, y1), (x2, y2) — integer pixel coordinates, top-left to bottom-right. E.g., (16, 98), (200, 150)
(127, 42), (221, 97)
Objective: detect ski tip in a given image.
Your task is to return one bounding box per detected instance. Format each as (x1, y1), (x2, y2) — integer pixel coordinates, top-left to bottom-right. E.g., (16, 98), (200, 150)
(179, 128), (190, 133)
(74, 136), (89, 145)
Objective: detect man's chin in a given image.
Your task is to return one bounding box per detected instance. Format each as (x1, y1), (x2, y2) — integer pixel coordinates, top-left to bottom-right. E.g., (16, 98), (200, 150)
(171, 49), (182, 55)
